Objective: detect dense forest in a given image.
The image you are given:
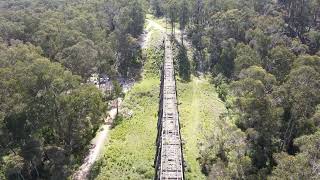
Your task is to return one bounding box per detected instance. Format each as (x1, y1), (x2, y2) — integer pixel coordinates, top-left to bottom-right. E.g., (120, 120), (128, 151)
(151, 0), (320, 179)
(0, 0), (145, 179)
(1, 0), (320, 179)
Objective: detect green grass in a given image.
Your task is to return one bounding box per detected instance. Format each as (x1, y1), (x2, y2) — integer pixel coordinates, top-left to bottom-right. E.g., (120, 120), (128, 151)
(92, 78), (160, 180)
(177, 76), (226, 180)
(146, 14), (167, 28)
(91, 16), (227, 180)
(171, 25), (226, 179)
(144, 15), (165, 49)
(90, 19), (164, 180)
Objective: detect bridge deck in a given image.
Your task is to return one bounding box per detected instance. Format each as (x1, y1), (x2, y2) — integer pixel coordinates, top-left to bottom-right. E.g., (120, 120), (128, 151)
(156, 37), (184, 180)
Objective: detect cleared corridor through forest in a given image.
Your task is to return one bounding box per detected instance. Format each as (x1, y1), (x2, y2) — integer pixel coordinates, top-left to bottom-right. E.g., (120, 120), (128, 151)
(155, 36), (184, 180)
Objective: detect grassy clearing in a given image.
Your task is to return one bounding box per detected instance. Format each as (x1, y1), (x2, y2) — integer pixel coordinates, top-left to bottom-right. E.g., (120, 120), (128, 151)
(90, 19), (164, 180)
(91, 15), (227, 180)
(169, 18), (227, 179)
(146, 14), (167, 28)
(170, 27), (226, 179)
(91, 78), (159, 180)
(177, 76), (226, 180)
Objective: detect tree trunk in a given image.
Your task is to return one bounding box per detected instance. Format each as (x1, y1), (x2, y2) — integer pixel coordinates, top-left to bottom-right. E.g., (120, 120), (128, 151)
(181, 29), (184, 46)
(166, 18), (168, 33)
(281, 118), (295, 151)
(9, 146), (17, 155)
(116, 98), (119, 116)
(98, 74), (101, 88)
(19, 172), (25, 180)
(31, 161), (39, 177)
(171, 20), (174, 36)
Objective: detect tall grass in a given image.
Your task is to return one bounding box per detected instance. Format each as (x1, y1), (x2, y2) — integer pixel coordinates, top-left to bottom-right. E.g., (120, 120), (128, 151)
(90, 20), (165, 180)
(177, 77), (226, 179)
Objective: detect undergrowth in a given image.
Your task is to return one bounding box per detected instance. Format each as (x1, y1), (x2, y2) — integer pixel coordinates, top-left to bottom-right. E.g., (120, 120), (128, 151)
(90, 19), (164, 180)
(177, 76), (226, 180)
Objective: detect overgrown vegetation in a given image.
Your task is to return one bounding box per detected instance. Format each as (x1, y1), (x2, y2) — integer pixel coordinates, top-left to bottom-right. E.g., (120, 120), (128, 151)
(0, 41), (106, 179)
(1, 0), (319, 179)
(174, 43), (191, 81)
(152, 0), (320, 179)
(177, 77), (226, 179)
(90, 78), (159, 179)
(0, 0), (146, 179)
(89, 22), (165, 179)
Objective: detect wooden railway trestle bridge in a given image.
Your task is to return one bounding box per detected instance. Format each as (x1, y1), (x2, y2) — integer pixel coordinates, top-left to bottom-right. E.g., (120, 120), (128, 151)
(155, 36), (185, 180)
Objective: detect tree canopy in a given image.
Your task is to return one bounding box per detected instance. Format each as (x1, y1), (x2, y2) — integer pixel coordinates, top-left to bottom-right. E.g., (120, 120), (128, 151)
(151, 0), (320, 178)
(0, 0), (146, 179)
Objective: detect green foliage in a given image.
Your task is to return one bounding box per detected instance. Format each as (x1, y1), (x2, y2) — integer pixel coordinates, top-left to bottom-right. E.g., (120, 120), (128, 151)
(0, 0), (147, 176)
(234, 43), (261, 75)
(163, 0), (179, 35)
(143, 44), (164, 78)
(177, 77), (226, 179)
(1, 0), (320, 179)
(280, 0), (315, 39)
(305, 30), (320, 54)
(159, 0), (320, 178)
(178, 0), (190, 32)
(200, 117), (251, 179)
(90, 28), (163, 179)
(0, 0), (147, 179)
(56, 40), (98, 80)
(175, 45), (191, 81)
(3, 154), (25, 179)
(231, 76), (282, 174)
(213, 74), (230, 102)
(294, 55), (320, 72)
(0, 0), (145, 79)
(150, 0), (164, 17)
(112, 80), (123, 98)
(92, 78), (159, 179)
(215, 38), (236, 78)
(0, 42), (106, 179)
(238, 66), (276, 92)
(246, 28), (272, 59)
(279, 65), (320, 150)
(270, 130), (320, 179)
(0, 17), (25, 42)
(211, 9), (252, 42)
(266, 46), (296, 82)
